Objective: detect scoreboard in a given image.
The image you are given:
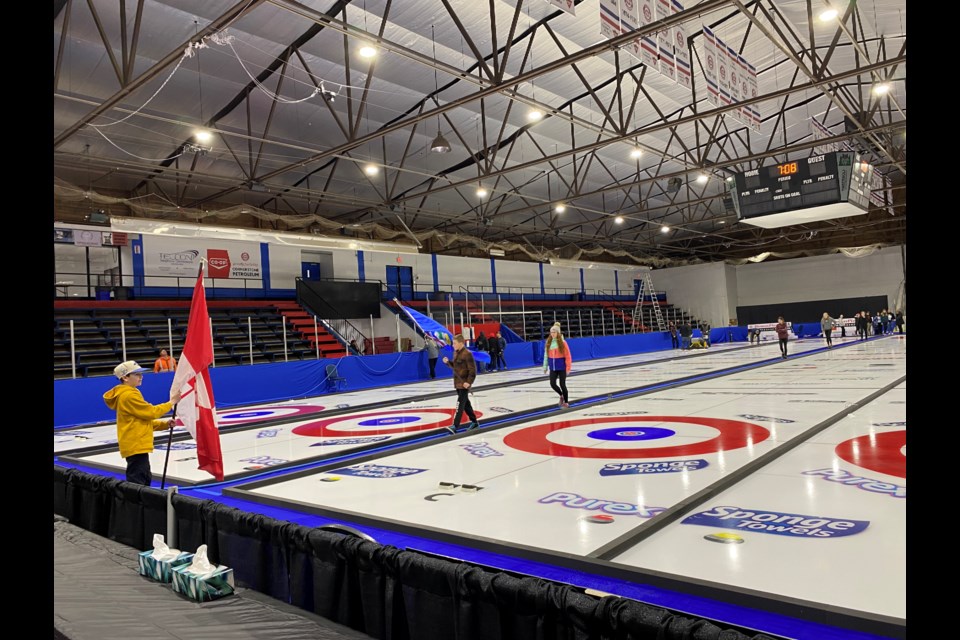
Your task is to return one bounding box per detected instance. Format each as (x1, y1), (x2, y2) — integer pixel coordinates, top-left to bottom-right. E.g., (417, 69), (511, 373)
(726, 151), (874, 228)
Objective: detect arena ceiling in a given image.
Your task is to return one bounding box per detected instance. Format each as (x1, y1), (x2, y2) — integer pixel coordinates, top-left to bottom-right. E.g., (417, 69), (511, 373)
(53, 0), (906, 266)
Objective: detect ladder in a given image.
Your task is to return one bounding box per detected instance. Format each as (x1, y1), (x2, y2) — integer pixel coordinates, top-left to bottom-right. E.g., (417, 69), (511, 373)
(633, 270), (666, 332)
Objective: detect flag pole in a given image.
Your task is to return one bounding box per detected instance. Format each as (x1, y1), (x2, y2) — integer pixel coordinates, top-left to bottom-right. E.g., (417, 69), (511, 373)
(161, 260), (205, 489)
(160, 403), (177, 490)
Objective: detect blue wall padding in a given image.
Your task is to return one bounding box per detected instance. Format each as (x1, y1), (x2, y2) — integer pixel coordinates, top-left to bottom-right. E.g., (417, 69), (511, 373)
(710, 327), (748, 343)
(56, 351), (427, 429)
(55, 329), (743, 429)
(498, 323), (524, 343)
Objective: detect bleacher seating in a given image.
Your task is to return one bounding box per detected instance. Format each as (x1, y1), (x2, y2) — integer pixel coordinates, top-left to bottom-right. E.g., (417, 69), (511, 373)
(53, 302), (325, 379)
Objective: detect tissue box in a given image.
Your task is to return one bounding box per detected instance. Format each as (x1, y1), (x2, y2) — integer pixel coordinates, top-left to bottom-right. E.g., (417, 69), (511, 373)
(171, 564), (235, 602)
(137, 550), (194, 583)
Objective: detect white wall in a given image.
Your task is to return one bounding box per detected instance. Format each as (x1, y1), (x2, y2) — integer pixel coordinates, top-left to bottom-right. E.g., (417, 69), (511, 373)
(493, 259), (541, 294)
(735, 246), (906, 309)
(582, 268), (617, 294)
(650, 262), (731, 327)
(542, 265), (581, 294)
(435, 254), (493, 292)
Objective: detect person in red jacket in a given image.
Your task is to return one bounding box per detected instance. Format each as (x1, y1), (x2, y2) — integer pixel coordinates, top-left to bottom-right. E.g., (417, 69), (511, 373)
(543, 322), (573, 408)
(775, 316), (789, 359)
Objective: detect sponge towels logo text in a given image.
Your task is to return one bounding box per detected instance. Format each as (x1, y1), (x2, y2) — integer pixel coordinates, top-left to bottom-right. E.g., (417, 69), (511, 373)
(683, 506), (869, 538)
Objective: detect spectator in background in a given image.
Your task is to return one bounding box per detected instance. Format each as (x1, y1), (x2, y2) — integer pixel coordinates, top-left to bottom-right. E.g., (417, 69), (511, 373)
(441, 334), (479, 434)
(857, 311), (869, 341)
(475, 332), (489, 373)
(103, 360), (180, 485)
(838, 314), (846, 338)
(153, 348), (177, 373)
(821, 312), (835, 348)
(775, 316), (789, 358)
(700, 322), (711, 347)
(348, 339), (363, 356)
(678, 321), (693, 350)
(873, 311), (883, 335)
(668, 321), (679, 349)
(749, 327), (761, 345)
(544, 322), (573, 409)
(895, 310), (905, 334)
(423, 337), (439, 379)
(491, 331), (507, 371)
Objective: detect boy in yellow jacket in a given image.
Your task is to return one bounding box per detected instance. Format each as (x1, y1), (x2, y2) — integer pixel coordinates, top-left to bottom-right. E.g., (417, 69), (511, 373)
(103, 360), (181, 485)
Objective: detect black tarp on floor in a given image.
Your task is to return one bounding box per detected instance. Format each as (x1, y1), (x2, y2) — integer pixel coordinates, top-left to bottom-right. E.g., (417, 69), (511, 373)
(53, 515), (373, 640)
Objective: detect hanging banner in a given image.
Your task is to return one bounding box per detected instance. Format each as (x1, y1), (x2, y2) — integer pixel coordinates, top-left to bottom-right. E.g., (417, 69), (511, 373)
(746, 59), (761, 131)
(633, 0), (658, 69)
(672, 0), (691, 88)
(600, 0), (623, 39)
(702, 26), (720, 107)
(715, 31), (732, 106)
(656, 0), (676, 81)
(736, 53), (753, 125)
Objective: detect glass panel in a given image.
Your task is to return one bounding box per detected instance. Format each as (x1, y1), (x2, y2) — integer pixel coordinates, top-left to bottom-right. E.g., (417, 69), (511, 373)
(54, 244), (89, 298)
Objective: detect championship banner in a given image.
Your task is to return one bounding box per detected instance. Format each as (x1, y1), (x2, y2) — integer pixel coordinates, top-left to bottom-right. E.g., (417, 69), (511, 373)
(746, 59), (761, 131)
(715, 31), (732, 105)
(656, 0), (676, 81)
(672, 0), (691, 88)
(736, 53), (752, 125)
(702, 27), (720, 107)
(600, 0), (623, 39)
(620, 0), (642, 54)
(636, 0), (659, 68)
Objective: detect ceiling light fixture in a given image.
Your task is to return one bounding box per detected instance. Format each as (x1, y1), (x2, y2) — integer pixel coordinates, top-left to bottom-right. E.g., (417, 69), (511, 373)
(661, 225), (670, 233)
(630, 148), (643, 159)
(193, 129), (213, 143)
(359, 45), (377, 59)
(872, 83), (891, 95)
(527, 109), (543, 122)
(554, 204), (566, 213)
(696, 173), (709, 184)
(476, 186), (488, 197)
(364, 164), (379, 175)
(818, 8), (838, 21)
(614, 215), (624, 224)
(429, 27), (451, 153)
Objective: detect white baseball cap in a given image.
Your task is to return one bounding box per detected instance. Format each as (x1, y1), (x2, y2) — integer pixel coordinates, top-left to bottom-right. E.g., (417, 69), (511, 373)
(114, 360), (148, 379)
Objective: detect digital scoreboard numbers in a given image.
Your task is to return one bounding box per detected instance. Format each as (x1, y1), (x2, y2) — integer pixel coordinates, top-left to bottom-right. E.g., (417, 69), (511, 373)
(726, 151), (874, 228)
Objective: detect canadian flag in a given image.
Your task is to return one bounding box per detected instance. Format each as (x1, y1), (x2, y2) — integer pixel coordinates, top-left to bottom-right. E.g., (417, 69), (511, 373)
(170, 265), (224, 481)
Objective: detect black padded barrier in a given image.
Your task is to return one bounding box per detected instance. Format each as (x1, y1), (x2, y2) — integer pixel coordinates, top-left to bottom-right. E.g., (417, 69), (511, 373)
(53, 466), (779, 640)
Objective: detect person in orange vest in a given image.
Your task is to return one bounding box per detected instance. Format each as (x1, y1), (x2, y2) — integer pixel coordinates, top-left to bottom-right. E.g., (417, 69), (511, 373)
(153, 348), (177, 373)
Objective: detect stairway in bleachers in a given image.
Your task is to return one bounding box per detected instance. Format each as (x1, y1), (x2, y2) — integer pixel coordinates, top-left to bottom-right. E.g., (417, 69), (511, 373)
(273, 301), (347, 359)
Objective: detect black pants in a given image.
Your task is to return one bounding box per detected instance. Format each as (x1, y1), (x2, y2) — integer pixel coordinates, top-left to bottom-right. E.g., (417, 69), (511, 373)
(125, 452), (152, 486)
(840, 326), (846, 337)
(824, 329), (832, 346)
(549, 370), (569, 403)
(493, 353), (506, 369)
(896, 322), (903, 334)
(858, 327), (867, 340)
(779, 338), (788, 357)
(453, 388), (477, 427)
(670, 334), (679, 348)
(428, 357), (437, 379)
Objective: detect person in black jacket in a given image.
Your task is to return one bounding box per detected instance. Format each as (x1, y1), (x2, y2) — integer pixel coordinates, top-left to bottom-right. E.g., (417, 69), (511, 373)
(441, 334), (479, 434)
(475, 332), (489, 372)
(678, 321), (693, 349)
(490, 331), (507, 371)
